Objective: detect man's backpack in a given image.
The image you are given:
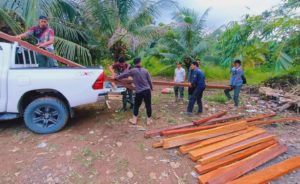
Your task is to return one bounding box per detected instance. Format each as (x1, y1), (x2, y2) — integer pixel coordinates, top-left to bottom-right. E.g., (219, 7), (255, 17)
(242, 75), (247, 84)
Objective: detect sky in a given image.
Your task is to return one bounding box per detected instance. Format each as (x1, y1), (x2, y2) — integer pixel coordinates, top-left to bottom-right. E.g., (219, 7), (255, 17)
(158, 0), (282, 30)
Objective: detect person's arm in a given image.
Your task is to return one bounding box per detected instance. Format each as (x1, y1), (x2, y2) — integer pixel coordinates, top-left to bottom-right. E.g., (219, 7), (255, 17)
(16, 27), (35, 39)
(115, 69), (132, 80)
(109, 64), (117, 78)
(146, 72), (153, 90)
(174, 69), (176, 82)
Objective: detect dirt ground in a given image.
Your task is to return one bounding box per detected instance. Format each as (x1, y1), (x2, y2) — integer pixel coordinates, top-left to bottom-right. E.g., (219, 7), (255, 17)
(0, 85), (299, 184)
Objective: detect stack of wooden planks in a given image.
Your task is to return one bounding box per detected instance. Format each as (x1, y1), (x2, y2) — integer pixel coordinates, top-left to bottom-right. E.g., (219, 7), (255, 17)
(150, 113), (300, 184)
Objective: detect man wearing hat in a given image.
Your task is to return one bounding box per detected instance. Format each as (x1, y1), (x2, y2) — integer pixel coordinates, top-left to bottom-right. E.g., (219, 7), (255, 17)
(174, 61), (186, 102)
(115, 58), (153, 125)
(16, 15), (58, 67)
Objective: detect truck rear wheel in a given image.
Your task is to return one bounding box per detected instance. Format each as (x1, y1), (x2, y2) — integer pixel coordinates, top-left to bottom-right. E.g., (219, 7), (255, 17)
(24, 97), (69, 134)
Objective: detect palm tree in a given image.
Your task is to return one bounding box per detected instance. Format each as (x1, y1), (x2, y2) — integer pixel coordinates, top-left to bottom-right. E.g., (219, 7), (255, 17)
(145, 7), (210, 70)
(83, 0), (176, 61)
(0, 0), (92, 65)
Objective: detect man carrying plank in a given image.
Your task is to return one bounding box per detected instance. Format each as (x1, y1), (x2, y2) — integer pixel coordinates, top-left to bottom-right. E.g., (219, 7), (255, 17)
(115, 58), (153, 125)
(186, 61), (206, 116)
(16, 15), (58, 67)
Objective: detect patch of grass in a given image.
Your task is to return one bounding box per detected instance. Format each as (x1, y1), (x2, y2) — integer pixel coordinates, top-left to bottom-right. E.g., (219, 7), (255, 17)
(204, 93), (228, 104)
(74, 147), (104, 168)
(115, 157), (129, 171)
(78, 135), (86, 141)
(167, 118), (177, 125)
(136, 142), (145, 151)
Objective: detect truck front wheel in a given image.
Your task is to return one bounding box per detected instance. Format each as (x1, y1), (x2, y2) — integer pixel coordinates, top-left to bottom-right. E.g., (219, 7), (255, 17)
(24, 97), (69, 134)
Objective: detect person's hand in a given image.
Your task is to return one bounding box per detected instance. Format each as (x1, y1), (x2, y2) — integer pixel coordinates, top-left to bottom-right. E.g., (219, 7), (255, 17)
(15, 35), (21, 39)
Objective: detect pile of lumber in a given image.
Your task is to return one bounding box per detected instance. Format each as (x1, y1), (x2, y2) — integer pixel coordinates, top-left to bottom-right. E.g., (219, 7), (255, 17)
(150, 112), (300, 184)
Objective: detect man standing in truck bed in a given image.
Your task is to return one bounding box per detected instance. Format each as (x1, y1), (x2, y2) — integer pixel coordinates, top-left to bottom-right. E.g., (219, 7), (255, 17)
(16, 15), (58, 67)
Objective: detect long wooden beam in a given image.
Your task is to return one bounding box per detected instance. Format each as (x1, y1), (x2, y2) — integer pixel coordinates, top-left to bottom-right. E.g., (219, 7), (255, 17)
(189, 127), (266, 161)
(179, 128), (253, 154)
(106, 77), (231, 90)
(162, 117), (243, 136)
(243, 113), (277, 122)
(198, 144), (287, 184)
(194, 140), (277, 174)
(0, 32), (83, 67)
(144, 115), (242, 138)
(162, 122), (248, 149)
(227, 156), (300, 184)
(193, 111), (227, 125)
(249, 117), (300, 126)
(198, 133), (275, 164)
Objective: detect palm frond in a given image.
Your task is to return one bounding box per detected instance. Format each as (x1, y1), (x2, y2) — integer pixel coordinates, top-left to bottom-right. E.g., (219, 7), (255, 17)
(55, 36), (92, 65)
(0, 8), (23, 34)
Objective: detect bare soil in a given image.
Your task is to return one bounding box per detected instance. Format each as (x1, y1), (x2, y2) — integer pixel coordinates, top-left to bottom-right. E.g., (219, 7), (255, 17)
(0, 85), (299, 184)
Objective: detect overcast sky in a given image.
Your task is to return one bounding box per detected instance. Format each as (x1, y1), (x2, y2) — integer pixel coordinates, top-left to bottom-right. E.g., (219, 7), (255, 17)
(158, 0), (282, 30)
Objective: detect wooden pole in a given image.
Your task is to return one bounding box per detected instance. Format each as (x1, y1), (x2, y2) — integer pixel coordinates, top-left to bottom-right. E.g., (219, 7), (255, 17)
(0, 31), (83, 67)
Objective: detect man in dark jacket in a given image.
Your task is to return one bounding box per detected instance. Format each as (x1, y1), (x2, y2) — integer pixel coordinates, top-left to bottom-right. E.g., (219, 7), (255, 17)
(186, 61), (206, 115)
(115, 58), (153, 125)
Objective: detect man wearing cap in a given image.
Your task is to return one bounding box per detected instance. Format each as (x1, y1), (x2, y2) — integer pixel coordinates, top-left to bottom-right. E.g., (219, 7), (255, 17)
(16, 15), (58, 67)
(174, 62), (186, 102)
(115, 58), (153, 125)
(186, 61), (206, 116)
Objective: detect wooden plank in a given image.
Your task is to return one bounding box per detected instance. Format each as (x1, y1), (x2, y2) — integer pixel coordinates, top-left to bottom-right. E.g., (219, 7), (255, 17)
(193, 111), (227, 125)
(162, 122), (248, 149)
(148, 115), (243, 138)
(106, 77), (232, 90)
(205, 115), (244, 125)
(162, 119), (243, 136)
(189, 127), (266, 161)
(249, 117), (300, 126)
(160, 115), (243, 136)
(243, 113), (277, 122)
(0, 32), (83, 67)
(144, 122), (194, 138)
(198, 144), (287, 184)
(227, 156), (300, 184)
(195, 140), (277, 174)
(198, 134), (276, 164)
(179, 128), (253, 154)
(152, 140), (163, 148)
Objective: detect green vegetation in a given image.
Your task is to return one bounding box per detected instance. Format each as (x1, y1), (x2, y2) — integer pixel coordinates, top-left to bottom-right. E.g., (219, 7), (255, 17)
(1, 0), (299, 84)
(204, 93), (228, 104)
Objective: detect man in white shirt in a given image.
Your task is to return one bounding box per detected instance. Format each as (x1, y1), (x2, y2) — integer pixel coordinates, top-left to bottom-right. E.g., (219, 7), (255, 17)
(174, 62), (186, 102)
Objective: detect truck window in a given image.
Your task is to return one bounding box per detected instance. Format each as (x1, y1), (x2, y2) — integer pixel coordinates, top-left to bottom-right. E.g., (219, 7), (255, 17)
(13, 47), (38, 68)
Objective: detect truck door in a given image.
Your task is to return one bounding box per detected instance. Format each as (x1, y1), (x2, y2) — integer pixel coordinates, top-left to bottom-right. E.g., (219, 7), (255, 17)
(0, 44), (8, 112)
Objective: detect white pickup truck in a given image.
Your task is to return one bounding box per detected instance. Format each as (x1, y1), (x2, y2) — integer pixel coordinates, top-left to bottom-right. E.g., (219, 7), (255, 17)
(0, 41), (108, 134)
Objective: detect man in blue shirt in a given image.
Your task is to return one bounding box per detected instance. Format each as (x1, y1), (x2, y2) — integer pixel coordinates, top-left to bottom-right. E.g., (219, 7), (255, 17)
(186, 61), (206, 115)
(224, 59), (244, 107)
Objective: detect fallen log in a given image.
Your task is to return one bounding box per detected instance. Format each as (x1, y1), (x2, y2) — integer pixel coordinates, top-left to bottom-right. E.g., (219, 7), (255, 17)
(198, 144), (287, 184)
(179, 128), (253, 154)
(249, 117), (300, 126)
(0, 32), (83, 67)
(194, 140), (277, 174)
(227, 156), (300, 184)
(189, 127), (266, 161)
(193, 111), (227, 125)
(162, 122), (248, 149)
(197, 133), (275, 164)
